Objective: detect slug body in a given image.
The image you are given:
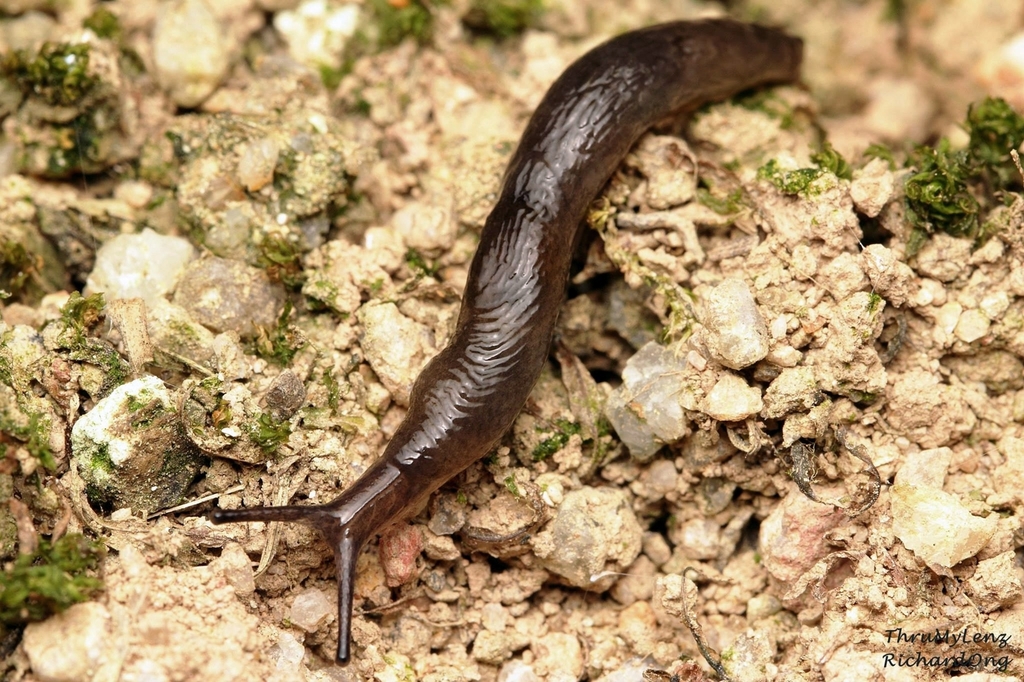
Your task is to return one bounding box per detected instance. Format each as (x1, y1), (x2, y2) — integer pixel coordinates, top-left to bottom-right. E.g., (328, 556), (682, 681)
(211, 19), (803, 663)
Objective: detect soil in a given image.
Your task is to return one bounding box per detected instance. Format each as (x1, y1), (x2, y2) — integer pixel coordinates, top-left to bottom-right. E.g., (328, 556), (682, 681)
(3, 1), (1024, 681)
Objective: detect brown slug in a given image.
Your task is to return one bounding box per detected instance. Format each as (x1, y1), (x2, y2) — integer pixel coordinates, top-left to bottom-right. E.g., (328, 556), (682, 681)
(210, 18), (803, 663)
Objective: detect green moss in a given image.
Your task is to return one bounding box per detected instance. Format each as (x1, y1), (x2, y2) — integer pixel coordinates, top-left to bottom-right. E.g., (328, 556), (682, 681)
(0, 329), (11, 388)
(257, 235), (305, 289)
(404, 248), (441, 278)
(904, 140), (979, 247)
(0, 534), (104, 625)
(758, 142), (850, 196)
(531, 419), (582, 462)
(902, 97), (1024, 254)
(867, 292), (883, 313)
(503, 474), (520, 497)
(0, 410), (55, 472)
(734, 89), (797, 128)
(696, 187), (745, 215)
(810, 141), (852, 180)
(247, 412), (292, 454)
(0, 240), (34, 300)
(756, 159), (825, 195)
(83, 7), (122, 40)
(367, 0), (435, 48)
(0, 43), (97, 107)
(463, 0), (544, 37)
(56, 291), (105, 348)
(254, 301), (306, 367)
(318, 64), (346, 90)
(89, 442), (113, 477)
(863, 142), (896, 169)
(964, 96), (1024, 190)
(323, 368), (341, 413)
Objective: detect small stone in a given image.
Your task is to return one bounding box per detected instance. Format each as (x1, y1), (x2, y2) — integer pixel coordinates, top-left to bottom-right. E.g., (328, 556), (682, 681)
(759, 484), (847, 583)
(146, 300), (217, 369)
(672, 518), (721, 561)
(358, 302), (435, 406)
(428, 493), (467, 535)
(498, 660), (540, 682)
(210, 543), (256, 599)
(392, 200), (458, 253)
(531, 487), (643, 589)
(955, 308), (991, 343)
(23, 602), (112, 682)
(890, 482), (997, 568)
(604, 341), (690, 461)
(237, 137), (280, 192)
(173, 257), (285, 338)
(965, 551), (1024, 612)
(480, 603), (508, 632)
(849, 157), (894, 217)
(701, 372), (763, 422)
(861, 244), (916, 307)
(762, 366), (818, 419)
(630, 135), (697, 209)
(422, 530), (461, 561)
(473, 630), (514, 665)
(153, 0), (231, 107)
(379, 524), (423, 587)
(700, 279), (769, 370)
(644, 459), (677, 497)
(722, 629), (776, 682)
(70, 375), (201, 512)
(617, 601), (658, 655)
(85, 229), (195, 306)
(290, 588), (334, 632)
(273, 0), (360, 70)
(610, 554), (657, 605)
(267, 631), (305, 673)
(818, 252), (869, 302)
(896, 448), (952, 489)
(746, 594), (782, 621)
(531, 632), (583, 682)
(265, 370), (306, 420)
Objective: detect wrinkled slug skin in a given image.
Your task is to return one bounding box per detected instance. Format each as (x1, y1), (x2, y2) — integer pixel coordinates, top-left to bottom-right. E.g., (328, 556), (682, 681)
(210, 19), (803, 663)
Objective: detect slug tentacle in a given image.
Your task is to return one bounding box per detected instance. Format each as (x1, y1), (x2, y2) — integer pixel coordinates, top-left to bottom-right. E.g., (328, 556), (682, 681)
(208, 19), (803, 664)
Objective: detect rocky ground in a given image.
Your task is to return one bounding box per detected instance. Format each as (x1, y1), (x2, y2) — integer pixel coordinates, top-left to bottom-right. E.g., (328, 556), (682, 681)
(3, 0), (1024, 681)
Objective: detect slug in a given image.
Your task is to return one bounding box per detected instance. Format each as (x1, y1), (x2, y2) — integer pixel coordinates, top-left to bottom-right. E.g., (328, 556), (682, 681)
(211, 18), (803, 663)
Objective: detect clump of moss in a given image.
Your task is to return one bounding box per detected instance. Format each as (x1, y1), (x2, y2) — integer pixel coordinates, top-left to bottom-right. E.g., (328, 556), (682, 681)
(254, 301), (306, 367)
(0, 43), (97, 108)
(49, 292), (129, 396)
(462, 0), (544, 37)
(0, 534), (104, 625)
(83, 7), (122, 41)
(247, 412), (292, 454)
(404, 248), (441, 278)
(257, 235), (305, 289)
(903, 97), (1024, 253)
(0, 411), (56, 472)
(965, 96), (1024, 190)
(0, 240), (37, 300)
(904, 140), (979, 250)
(367, 0), (435, 48)
(757, 142), (852, 195)
(811, 141), (852, 180)
(532, 419), (582, 462)
(55, 291), (105, 348)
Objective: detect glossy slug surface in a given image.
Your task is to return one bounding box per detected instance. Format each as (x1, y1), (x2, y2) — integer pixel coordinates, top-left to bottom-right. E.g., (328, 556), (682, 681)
(210, 18), (803, 663)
